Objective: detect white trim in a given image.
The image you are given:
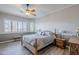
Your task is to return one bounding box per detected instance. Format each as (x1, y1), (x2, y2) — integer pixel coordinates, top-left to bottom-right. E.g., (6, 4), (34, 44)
(0, 40), (14, 43)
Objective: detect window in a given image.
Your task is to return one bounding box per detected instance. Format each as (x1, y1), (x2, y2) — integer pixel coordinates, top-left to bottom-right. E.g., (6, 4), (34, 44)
(4, 20), (35, 33)
(17, 21), (22, 32)
(29, 22), (35, 32)
(22, 22), (27, 32)
(12, 21), (17, 32)
(4, 20), (11, 32)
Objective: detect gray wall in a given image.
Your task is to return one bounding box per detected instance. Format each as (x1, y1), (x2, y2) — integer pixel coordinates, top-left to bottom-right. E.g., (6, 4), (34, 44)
(35, 5), (79, 34)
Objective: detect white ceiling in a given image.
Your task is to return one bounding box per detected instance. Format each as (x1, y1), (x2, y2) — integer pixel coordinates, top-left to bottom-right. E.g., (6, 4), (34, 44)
(0, 4), (75, 18)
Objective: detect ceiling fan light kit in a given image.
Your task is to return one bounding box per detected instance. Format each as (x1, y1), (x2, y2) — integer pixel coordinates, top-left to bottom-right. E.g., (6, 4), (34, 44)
(22, 4), (36, 16)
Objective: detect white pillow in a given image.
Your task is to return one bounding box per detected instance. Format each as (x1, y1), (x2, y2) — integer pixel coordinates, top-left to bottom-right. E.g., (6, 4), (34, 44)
(44, 31), (54, 36)
(36, 31), (42, 35)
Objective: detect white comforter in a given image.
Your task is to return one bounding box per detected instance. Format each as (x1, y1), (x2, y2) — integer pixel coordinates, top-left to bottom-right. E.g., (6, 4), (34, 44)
(23, 34), (55, 50)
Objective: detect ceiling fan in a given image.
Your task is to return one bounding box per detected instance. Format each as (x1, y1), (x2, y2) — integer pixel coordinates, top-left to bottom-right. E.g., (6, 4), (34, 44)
(25, 4), (36, 16)
(17, 4), (36, 16)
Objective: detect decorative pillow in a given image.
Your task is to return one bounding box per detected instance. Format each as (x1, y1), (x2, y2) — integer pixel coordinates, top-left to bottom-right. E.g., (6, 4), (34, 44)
(36, 31), (45, 36)
(37, 31), (54, 36)
(43, 31), (54, 36)
(36, 31), (42, 35)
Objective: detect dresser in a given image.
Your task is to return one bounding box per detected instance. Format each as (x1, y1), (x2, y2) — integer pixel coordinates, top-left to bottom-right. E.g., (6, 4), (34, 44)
(69, 37), (79, 55)
(55, 38), (66, 49)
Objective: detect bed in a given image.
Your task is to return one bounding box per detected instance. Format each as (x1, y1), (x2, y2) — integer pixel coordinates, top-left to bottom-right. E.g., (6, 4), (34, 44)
(21, 31), (56, 54)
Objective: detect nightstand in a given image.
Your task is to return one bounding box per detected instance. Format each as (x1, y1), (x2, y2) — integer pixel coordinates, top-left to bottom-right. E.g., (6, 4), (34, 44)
(55, 38), (66, 49)
(69, 37), (79, 55)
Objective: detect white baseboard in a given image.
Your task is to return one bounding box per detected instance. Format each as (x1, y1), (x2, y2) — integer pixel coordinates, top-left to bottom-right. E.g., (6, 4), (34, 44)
(0, 40), (14, 43)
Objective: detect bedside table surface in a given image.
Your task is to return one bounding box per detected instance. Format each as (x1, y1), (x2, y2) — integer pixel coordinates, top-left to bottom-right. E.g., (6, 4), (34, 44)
(56, 38), (65, 40)
(69, 37), (79, 44)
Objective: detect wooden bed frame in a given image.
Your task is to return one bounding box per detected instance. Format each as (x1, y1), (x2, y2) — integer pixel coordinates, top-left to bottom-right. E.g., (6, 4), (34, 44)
(21, 38), (54, 55)
(21, 39), (40, 55)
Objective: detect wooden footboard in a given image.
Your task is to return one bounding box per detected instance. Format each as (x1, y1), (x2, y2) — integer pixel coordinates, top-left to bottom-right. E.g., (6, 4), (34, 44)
(21, 39), (39, 55)
(21, 36), (55, 55)
(35, 39), (38, 55)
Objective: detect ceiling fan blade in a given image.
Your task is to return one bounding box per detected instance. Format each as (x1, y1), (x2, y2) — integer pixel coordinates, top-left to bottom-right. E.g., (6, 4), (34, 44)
(31, 9), (35, 12)
(31, 13), (36, 16)
(26, 9), (35, 12)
